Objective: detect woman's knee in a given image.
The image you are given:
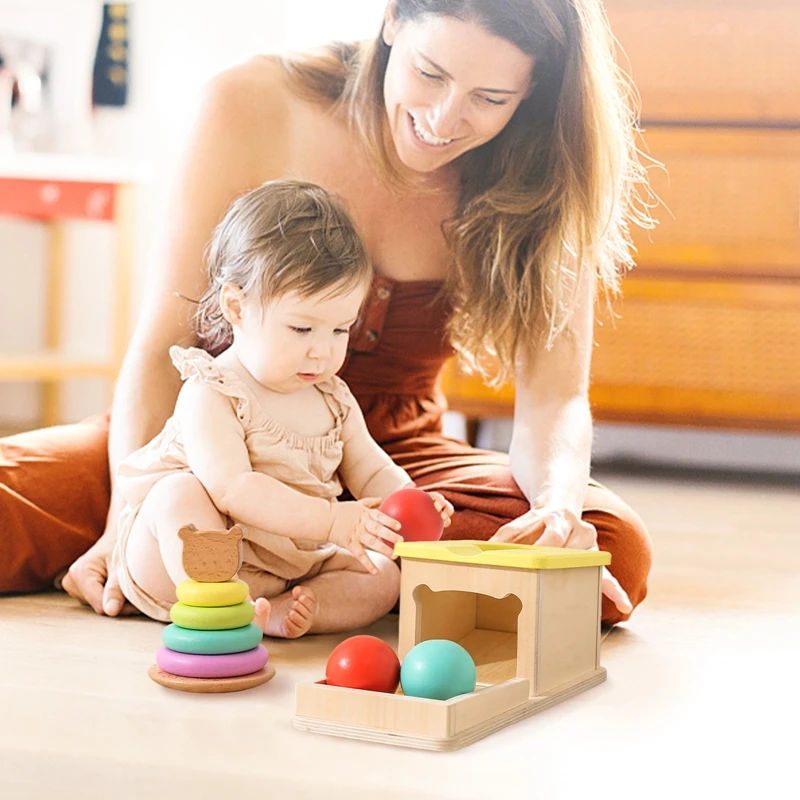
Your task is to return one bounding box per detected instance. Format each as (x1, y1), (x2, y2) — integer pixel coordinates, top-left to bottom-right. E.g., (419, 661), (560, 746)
(0, 416), (111, 592)
(587, 504), (653, 626)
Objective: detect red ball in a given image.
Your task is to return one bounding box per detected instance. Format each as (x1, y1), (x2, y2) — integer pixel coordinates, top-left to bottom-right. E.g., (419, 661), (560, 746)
(379, 488), (444, 543)
(325, 635), (400, 693)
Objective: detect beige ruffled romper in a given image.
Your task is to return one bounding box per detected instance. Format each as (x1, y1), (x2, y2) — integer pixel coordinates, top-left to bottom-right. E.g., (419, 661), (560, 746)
(113, 346), (357, 621)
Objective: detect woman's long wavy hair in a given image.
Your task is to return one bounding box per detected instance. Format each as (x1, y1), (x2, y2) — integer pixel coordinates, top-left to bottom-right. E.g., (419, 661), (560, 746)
(281, 0), (655, 383)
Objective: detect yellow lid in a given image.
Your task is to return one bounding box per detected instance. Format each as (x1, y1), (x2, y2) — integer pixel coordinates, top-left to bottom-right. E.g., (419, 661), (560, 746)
(394, 540), (610, 570)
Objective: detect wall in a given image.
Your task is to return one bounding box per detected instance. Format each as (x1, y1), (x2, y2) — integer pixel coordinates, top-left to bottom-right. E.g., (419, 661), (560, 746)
(1, 0), (373, 426)
(1, 1), (797, 472)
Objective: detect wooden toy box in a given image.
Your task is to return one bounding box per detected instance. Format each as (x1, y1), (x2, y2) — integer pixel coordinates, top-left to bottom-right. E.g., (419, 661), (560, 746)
(295, 541), (610, 750)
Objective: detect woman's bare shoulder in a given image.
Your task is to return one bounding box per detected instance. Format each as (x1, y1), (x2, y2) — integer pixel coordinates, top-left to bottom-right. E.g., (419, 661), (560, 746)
(201, 56), (293, 133)
(197, 54), (341, 169)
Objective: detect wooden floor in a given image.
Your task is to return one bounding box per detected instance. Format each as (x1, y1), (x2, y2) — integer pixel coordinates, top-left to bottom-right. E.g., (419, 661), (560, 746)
(1, 466), (798, 800)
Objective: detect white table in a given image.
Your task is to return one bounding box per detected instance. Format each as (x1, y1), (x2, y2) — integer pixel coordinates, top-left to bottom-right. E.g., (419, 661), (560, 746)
(0, 152), (147, 424)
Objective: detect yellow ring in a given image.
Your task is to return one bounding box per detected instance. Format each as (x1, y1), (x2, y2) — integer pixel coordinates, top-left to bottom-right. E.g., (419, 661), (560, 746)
(176, 579), (249, 608)
(170, 601), (254, 631)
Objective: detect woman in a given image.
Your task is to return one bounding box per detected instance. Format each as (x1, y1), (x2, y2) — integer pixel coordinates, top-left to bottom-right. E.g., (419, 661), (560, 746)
(0, 0), (653, 625)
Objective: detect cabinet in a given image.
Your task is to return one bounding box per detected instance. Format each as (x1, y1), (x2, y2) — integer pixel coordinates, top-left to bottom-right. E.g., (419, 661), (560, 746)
(440, 1), (800, 433)
(0, 153), (141, 425)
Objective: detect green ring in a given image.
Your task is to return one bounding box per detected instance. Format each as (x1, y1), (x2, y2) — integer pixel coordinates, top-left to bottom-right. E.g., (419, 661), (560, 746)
(162, 622), (263, 655)
(170, 601), (254, 631)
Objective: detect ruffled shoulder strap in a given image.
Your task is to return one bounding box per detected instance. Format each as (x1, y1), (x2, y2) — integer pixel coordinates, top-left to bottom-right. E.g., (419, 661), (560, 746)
(315, 375), (356, 428)
(169, 346), (253, 427)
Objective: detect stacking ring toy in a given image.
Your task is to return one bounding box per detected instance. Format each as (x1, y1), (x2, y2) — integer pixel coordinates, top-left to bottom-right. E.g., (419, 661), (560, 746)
(176, 578), (249, 608)
(162, 622), (263, 655)
(156, 644), (269, 678)
(170, 601), (254, 630)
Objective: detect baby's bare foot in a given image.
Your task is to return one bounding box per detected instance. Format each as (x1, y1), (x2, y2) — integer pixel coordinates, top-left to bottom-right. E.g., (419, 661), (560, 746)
(266, 585), (317, 639)
(252, 597), (271, 633)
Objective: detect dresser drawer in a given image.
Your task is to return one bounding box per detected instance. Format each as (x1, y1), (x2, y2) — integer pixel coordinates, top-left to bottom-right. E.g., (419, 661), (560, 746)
(439, 276), (800, 431)
(590, 277), (800, 430)
(633, 128), (800, 278)
(606, 0), (800, 124)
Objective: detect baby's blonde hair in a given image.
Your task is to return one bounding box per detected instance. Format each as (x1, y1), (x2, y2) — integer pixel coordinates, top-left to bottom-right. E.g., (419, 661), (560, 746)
(196, 180), (372, 352)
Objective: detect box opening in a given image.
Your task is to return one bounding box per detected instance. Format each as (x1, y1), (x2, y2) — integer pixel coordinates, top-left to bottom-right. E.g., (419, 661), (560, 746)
(412, 585), (522, 686)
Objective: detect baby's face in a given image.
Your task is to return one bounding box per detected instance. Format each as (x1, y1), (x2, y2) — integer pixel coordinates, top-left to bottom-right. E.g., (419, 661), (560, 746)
(233, 284), (365, 393)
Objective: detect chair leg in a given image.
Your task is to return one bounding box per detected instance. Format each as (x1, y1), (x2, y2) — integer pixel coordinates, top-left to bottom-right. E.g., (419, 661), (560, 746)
(465, 417), (481, 447)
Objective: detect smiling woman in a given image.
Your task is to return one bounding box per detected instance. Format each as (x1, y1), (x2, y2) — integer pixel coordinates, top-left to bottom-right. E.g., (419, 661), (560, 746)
(382, 17), (535, 168)
(282, 0), (652, 378)
(1, 0), (654, 632)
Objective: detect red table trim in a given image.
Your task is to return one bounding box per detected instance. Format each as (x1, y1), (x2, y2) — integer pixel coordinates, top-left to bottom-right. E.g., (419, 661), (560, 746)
(0, 177), (116, 221)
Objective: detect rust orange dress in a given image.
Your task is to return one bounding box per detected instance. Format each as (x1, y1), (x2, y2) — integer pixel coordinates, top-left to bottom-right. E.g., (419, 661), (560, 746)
(0, 274), (652, 624)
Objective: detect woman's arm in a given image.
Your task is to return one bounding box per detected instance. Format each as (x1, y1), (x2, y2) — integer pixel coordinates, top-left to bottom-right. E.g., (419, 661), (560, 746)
(109, 61), (291, 485)
(488, 267), (598, 552)
(492, 272), (631, 612)
(63, 60), (291, 613)
(508, 273), (595, 524)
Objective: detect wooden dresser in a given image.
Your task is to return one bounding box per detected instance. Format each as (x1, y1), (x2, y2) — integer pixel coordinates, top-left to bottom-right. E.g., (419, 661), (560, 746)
(440, 0), (800, 433)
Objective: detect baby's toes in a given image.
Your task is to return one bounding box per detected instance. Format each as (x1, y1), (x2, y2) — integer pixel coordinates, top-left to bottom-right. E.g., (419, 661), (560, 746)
(291, 586), (317, 617)
(282, 586), (317, 638)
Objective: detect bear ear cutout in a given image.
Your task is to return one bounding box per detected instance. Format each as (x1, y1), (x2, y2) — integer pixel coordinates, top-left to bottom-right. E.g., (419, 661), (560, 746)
(177, 524), (198, 542)
(228, 524), (244, 544)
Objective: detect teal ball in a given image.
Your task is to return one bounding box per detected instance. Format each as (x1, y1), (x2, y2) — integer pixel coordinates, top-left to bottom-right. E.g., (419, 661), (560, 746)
(400, 639), (477, 701)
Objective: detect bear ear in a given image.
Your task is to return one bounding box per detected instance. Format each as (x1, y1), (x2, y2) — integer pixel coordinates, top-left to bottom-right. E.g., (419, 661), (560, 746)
(177, 524), (198, 542)
(228, 524), (244, 544)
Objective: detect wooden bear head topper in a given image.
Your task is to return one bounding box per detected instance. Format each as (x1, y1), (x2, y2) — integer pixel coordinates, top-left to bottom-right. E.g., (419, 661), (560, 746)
(177, 524), (244, 583)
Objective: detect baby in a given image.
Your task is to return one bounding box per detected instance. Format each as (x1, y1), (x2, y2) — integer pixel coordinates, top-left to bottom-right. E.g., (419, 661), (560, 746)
(111, 180), (452, 637)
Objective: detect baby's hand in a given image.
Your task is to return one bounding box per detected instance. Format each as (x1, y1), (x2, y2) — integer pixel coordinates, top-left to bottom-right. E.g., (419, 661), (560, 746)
(327, 499), (404, 574)
(424, 490), (454, 528)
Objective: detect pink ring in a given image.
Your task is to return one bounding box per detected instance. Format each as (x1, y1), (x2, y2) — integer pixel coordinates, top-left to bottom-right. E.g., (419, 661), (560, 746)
(156, 644), (269, 678)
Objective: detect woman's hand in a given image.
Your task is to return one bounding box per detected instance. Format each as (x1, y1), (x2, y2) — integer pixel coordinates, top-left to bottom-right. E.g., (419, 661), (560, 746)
(489, 507), (632, 615)
(61, 525), (138, 617)
(491, 507), (597, 549)
(327, 498), (404, 574)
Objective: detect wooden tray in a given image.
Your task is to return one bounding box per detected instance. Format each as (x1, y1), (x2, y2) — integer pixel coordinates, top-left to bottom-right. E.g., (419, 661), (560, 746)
(294, 669), (606, 751)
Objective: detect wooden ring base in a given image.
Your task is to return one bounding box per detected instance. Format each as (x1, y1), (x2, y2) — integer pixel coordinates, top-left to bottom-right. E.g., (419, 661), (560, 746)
(148, 663), (276, 693)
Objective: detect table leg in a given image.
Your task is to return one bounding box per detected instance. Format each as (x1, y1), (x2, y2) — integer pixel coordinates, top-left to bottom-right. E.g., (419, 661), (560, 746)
(42, 218), (65, 426)
(110, 182), (134, 404)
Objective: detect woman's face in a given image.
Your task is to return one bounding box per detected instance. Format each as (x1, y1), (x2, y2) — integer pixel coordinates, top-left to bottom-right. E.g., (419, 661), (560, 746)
(382, 12), (535, 175)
